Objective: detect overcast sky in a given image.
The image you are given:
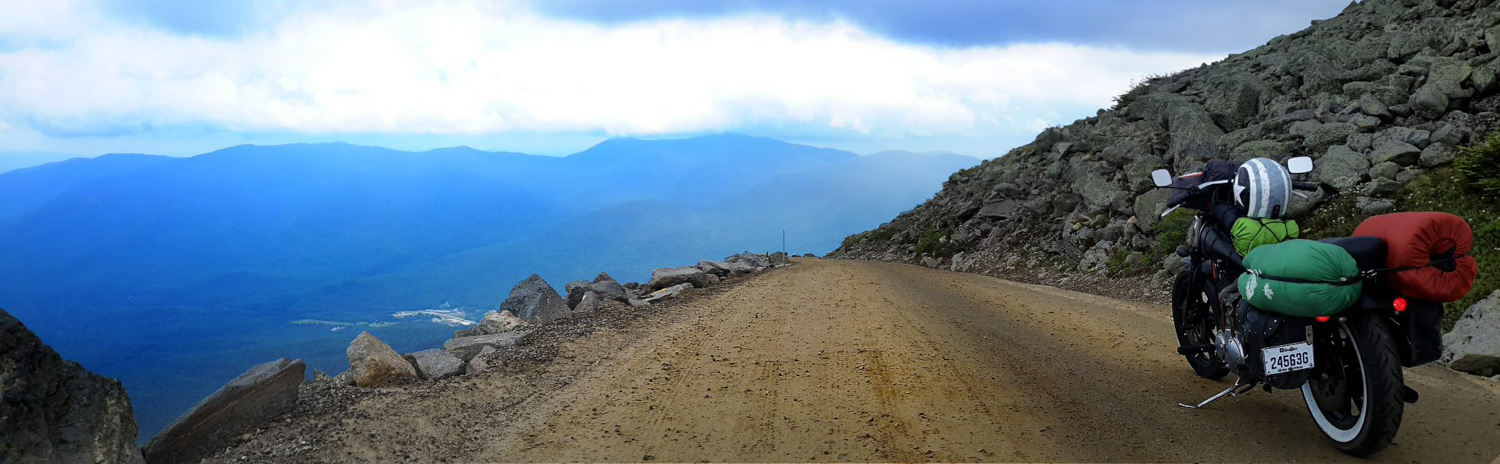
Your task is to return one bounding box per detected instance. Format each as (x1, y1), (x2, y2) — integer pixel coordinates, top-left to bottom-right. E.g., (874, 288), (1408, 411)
(0, 0), (1348, 158)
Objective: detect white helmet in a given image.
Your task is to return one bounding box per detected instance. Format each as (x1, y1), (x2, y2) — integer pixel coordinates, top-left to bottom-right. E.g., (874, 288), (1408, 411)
(1234, 158), (1292, 218)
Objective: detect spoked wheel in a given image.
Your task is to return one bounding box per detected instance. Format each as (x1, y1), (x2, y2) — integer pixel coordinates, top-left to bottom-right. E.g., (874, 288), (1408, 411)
(1171, 269), (1228, 380)
(1302, 316), (1404, 457)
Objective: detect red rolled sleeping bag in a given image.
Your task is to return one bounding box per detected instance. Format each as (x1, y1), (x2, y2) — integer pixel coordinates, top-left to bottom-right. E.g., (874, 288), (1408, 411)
(1352, 212), (1477, 302)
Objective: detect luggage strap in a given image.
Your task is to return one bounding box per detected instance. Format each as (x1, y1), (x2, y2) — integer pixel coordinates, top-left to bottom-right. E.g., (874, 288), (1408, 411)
(1250, 255), (1463, 286)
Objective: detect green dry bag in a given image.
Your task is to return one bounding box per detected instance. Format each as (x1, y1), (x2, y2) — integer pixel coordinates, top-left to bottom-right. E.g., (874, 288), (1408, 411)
(1232, 217), (1299, 256)
(1237, 239), (1361, 318)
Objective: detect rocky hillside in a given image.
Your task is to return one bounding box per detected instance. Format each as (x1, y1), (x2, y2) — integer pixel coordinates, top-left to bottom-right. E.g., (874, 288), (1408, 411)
(835, 0), (1497, 292)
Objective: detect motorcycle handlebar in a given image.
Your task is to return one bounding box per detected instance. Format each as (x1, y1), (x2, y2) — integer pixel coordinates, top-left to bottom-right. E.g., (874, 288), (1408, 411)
(1292, 181), (1319, 191)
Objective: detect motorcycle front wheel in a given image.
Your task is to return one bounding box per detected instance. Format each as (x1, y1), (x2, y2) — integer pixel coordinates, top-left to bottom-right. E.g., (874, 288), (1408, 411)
(1170, 269), (1228, 380)
(1302, 315), (1404, 457)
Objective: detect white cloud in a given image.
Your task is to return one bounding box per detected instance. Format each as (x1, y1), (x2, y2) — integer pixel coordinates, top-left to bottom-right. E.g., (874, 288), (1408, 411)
(0, 0), (1221, 140)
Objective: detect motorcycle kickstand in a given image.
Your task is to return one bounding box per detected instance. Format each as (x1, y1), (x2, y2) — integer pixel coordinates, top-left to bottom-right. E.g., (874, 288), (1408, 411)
(1178, 379), (1258, 409)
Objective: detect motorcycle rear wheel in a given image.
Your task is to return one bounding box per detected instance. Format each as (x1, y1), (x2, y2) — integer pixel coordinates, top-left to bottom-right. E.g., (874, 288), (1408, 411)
(1171, 269), (1229, 380)
(1301, 316), (1404, 457)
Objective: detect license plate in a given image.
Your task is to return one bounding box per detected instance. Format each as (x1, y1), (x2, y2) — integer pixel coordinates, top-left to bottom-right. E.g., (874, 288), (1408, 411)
(1263, 342), (1315, 375)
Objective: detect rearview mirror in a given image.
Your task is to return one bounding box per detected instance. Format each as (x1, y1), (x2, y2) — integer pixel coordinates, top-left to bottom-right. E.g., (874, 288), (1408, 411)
(1151, 169), (1174, 188)
(1287, 156), (1314, 174)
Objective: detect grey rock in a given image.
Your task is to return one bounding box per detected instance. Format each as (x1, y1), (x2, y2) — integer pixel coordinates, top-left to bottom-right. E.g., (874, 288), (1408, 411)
(1306, 122), (1359, 152)
(477, 310), (527, 334)
(593, 272), (617, 284)
(0, 309), (143, 464)
(1369, 161), (1401, 180)
(465, 346), (499, 375)
(1444, 290), (1500, 377)
(347, 332), (418, 388)
(1357, 197), (1397, 214)
(333, 370), (354, 386)
(1431, 124), (1465, 146)
(644, 283), (694, 303)
(573, 291), (601, 313)
(403, 349), (464, 381)
(1288, 119), (1323, 137)
(145, 358), (304, 464)
(726, 252), (771, 269)
(500, 274), (571, 325)
(975, 200), (1024, 219)
(1419, 144), (1457, 167)
(564, 280), (592, 308)
(921, 256), (941, 268)
(708, 273), (721, 285)
(1318, 145), (1371, 190)
(589, 279), (629, 303)
(1356, 93), (1390, 117)
(1347, 133), (1375, 152)
(648, 267), (710, 290)
(1396, 168), (1427, 184)
(696, 260), (730, 277)
(1408, 85), (1450, 119)
(1349, 114), (1382, 130)
(1365, 177), (1403, 197)
(312, 369), (333, 385)
(444, 331), (527, 362)
(1370, 139), (1422, 166)
(1167, 103), (1225, 159)
(1230, 140), (1290, 162)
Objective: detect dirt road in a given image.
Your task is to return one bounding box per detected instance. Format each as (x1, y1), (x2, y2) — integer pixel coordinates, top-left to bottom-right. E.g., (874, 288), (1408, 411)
(218, 258), (1500, 463)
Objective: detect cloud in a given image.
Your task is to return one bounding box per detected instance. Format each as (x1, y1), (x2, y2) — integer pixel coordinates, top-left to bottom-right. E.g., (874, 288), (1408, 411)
(527, 0), (1350, 53)
(0, 0), (1221, 142)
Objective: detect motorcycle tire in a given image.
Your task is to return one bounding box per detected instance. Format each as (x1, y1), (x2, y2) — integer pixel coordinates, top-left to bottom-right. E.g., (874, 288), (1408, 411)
(1301, 315), (1404, 457)
(1171, 269), (1229, 380)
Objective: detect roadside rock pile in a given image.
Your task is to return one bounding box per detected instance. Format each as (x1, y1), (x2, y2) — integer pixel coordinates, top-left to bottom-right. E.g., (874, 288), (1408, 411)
(0, 308), (143, 464)
(339, 251), (789, 382)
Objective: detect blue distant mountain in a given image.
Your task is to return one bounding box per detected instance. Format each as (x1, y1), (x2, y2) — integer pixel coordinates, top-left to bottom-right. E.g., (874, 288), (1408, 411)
(0, 134), (978, 442)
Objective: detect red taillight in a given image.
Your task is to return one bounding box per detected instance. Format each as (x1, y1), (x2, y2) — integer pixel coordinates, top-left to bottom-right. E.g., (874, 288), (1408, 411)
(1315, 316), (1331, 323)
(1393, 297), (1408, 313)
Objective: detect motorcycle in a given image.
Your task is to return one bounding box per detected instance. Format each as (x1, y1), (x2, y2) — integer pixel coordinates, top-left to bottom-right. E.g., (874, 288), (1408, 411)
(1151, 156), (1446, 457)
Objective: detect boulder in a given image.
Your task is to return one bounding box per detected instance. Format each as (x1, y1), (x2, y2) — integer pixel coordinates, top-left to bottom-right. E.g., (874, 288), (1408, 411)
(1317, 145), (1370, 190)
(144, 358), (304, 464)
(1306, 122), (1358, 152)
(708, 274), (721, 285)
(500, 274), (571, 325)
(648, 267), (710, 290)
(644, 283), (693, 303)
(726, 252), (771, 269)
(444, 331), (527, 362)
(589, 279), (630, 303)
(1419, 144), (1457, 167)
(1356, 197), (1396, 214)
(465, 346), (499, 375)
(347, 332), (418, 387)
(696, 260), (731, 277)
(573, 291), (601, 313)
(1369, 161), (1400, 180)
(1365, 177), (1403, 197)
(403, 349), (464, 381)
(725, 261), (757, 275)
(477, 310), (528, 334)
(565, 280), (592, 308)
(0, 309), (143, 464)
(1370, 139), (1422, 166)
(1444, 290), (1500, 377)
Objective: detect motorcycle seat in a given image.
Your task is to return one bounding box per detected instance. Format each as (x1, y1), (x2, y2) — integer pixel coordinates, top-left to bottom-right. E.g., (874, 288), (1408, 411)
(1317, 236), (1388, 271)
